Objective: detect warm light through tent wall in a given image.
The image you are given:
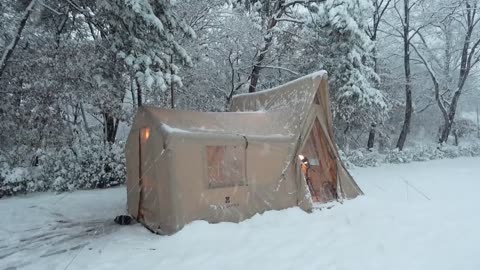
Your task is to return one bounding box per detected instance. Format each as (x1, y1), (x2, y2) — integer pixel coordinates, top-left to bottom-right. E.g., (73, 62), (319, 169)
(141, 127), (151, 143)
(298, 155), (309, 165)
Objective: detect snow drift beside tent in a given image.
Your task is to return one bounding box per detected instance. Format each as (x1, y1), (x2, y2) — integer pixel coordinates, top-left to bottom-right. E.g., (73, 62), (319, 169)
(125, 71), (362, 234)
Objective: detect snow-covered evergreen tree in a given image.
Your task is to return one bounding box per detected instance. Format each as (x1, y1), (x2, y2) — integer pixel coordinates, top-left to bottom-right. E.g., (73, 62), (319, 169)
(98, 0), (196, 105)
(300, 0), (388, 147)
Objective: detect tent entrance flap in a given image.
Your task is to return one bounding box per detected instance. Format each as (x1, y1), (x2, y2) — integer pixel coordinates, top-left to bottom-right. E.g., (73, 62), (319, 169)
(299, 118), (338, 203)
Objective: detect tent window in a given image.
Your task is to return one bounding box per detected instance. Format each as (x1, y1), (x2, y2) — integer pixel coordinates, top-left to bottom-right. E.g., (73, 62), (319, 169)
(206, 145), (246, 189)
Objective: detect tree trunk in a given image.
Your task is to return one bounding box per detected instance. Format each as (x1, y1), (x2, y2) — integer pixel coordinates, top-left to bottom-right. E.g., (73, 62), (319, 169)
(170, 55), (175, 109)
(248, 33), (274, 93)
(80, 103), (91, 137)
(439, 90), (461, 143)
(367, 47), (379, 149)
(366, 0), (392, 150)
(453, 128), (458, 146)
(104, 113), (117, 143)
(396, 0), (412, 151)
(225, 49), (244, 109)
(130, 72), (136, 108)
(103, 85), (126, 143)
(72, 103), (79, 125)
(343, 125), (351, 152)
(438, 2), (478, 144)
(55, 11), (69, 48)
(367, 123), (376, 150)
(439, 120), (452, 144)
(0, 0), (36, 78)
(477, 105), (479, 138)
(248, 0), (284, 93)
(136, 77), (143, 107)
(104, 112), (121, 144)
(397, 88), (412, 150)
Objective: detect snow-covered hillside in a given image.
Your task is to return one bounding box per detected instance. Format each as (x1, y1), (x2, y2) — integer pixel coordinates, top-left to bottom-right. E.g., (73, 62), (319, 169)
(1, 157), (480, 270)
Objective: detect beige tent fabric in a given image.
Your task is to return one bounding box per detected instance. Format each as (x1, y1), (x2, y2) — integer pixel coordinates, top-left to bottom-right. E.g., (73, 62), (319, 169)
(125, 70), (362, 235)
(230, 71), (363, 199)
(146, 106), (295, 137)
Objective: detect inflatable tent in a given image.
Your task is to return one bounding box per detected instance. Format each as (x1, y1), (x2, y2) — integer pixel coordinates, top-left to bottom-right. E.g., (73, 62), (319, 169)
(125, 71), (362, 234)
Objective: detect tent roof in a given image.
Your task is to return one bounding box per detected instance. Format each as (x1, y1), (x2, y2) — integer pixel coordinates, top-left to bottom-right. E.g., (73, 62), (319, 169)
(230, 70), (326, 112)
(139, 107), (294, 138)
(137, 71), (327, 139)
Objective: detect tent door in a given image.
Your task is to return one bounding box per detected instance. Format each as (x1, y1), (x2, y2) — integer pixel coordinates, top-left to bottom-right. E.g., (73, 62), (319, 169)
(300, 118), (338, 203)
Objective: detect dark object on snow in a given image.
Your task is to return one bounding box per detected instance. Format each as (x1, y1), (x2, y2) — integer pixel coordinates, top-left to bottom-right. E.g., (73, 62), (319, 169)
(114, 215), (134, 225)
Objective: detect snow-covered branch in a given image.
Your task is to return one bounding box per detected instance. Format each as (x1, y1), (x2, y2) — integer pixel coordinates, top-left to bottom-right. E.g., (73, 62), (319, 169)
(256, 65), (300, 75)
(39, 1), (64, 15)
(275, 17), (305, 24)
(283, 0), (326, 9)
(411, 42), (448, 119)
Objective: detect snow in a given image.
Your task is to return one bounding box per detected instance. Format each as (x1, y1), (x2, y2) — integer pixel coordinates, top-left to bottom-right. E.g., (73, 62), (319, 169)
(160, 122), (293, 139)
(461, 111), (479, 122)
(2, 157), (480, 270)
(3, 167), (29, 183)
(232, 70), (326, 98)
(160, 123), (193, 134)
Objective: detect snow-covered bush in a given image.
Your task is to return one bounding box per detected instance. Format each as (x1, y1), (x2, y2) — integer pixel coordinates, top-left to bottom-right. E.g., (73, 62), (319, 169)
(343, 140), (480, 168)
(459, 143), (480, 156)
(0, 166), (29, 197)
(344, 149), (383, 167)
(440, 142), (480, 158)
(454, 119), (478, 139)
(0, 142), (125, 198)
(40, 142), (126, 192)
(0, 165), (45, 198)
(385, 146), (445, 163)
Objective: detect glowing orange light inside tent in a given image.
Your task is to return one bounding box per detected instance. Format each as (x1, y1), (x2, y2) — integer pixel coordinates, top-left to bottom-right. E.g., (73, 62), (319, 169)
(298, 155), (309, 164)
(144, 128), (150, 140)
(141, 127), (150, 142)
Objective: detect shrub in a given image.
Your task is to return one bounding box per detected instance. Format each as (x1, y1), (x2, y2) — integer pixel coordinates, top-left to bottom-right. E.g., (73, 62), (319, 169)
(40, 142), (126, 192)
(343, 140), (480, 168)
(0, 141), (125, 198)
(344, 149), (383, 167)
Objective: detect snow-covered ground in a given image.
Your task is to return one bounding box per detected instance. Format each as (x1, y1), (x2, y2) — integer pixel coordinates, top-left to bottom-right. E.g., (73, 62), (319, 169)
(1, 157), (480, 270)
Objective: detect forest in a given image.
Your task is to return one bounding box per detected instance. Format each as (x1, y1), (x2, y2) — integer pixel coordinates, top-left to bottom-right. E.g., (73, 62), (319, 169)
(1, 0), (480, 196)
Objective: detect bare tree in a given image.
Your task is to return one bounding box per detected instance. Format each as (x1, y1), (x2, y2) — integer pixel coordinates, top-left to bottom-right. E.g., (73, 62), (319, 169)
(366, 0), (392, 150)
(366, 0), (393, 71)
(0, 0), (36, 78)
(248, 0), (323, 93)
(412, 0), (480, 144)
(392, 0), (424, 150)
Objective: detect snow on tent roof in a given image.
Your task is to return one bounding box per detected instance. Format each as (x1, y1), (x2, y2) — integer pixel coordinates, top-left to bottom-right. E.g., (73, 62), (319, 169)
(231, 70), (327, 112)
(139, 106), (296, 137)
(137, 71), (327, 140)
